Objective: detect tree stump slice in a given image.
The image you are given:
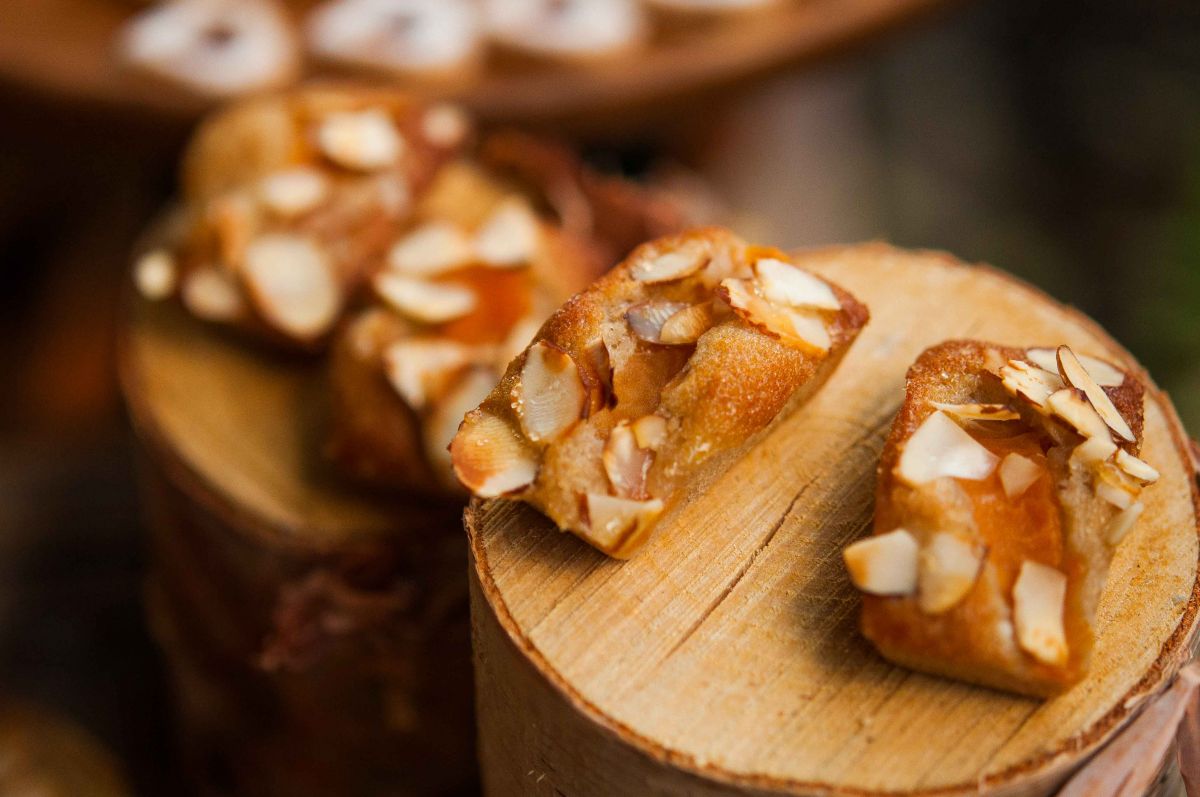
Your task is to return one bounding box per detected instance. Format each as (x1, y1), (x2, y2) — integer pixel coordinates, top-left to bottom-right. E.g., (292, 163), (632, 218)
(467, 244), (1200, 797)
(120, 296), (476, 796)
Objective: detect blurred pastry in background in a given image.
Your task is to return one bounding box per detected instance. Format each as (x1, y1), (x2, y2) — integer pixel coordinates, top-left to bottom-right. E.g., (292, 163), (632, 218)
(482, 0), (648, 62)
(306, 0), (484, 82)
(117, 0), (301, 98)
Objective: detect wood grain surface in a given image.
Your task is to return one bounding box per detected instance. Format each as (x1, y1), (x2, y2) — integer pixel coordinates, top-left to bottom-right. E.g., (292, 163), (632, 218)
(0, 0), (948, 126)
(468, 243), (1200, 796)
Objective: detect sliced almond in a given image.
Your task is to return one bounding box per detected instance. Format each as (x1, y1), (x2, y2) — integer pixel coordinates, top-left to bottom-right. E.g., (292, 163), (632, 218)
(718, 278), (831, 354)
(1027, 347), (1125, 387)
(844, 528), (919, 596)
(626, 301), (690, 344)
(421, 103), (471, 148)
(1012, 561), (1069, 667)
(896, 411), (999, 486)
(512, 341), (586, 443)
(316, 108), (405, 172)
(1095, 463), (1140, 509)
(450, 410), (538, 497)
(999, 452), (1042, 499)
(1071, 435), (1118, 466)
(1057, 346), (1135, 442)
(1106, 501), (1145, 545)
(374, 273), (477, 324)
(242, 234), (340, 339)
(1000, 360), (1065, 410)
(475, 200), (540, 267)
(383, 339), (478, 410)
(134, 249), (177, 300)
(387, 221), (475, 276)
(258, 167), (329, 217)
(631, 414), (668, 450)
(659, 302), (716, 345)
(584, 494), (664, 557)
(602, 422), (653, 500)
(1115, 449), (1160, 484)
(917, 533), (984, 613)
(932, 402), (1021, 422)
(1046, 388), (1112, 440)
(630, 246), (707, 283)
(182, 266), (245, 321)
(425, 366), (499, 480)
(753, 258), (841, 311)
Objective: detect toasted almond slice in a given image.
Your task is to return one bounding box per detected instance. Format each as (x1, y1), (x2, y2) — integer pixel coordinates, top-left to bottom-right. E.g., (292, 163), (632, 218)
(603, 422), (653, 500)
(1107, 501), (1145, 545)
(631, 414), (668, 450)
(421, 103), (471, 148)
(844, 529), (919, 596)
(1046, 388), (1112, 440)
(1095, 463), (1140, 509)
(626, 301), (690, 344)
(584, 494), (664, 556)
(512, 341), (586, 443)
(425, 366), (499, 479)
(1012, 561), (1069, 667)
(1000, 360), (1065, 410)
(1115, 449), (1160, 484)
(134, 249), (177, 300)
(1027, 347), (1125, 387)
(918, 533), (984, 614)
(450, 410), (538, 497)
(718, 278), (831, 354)
(658, 302), (716, 345)
(387, 221), (475, 276)
(1057, 346), (1135, 442)
(630, 246), (707, 283)
(242, 234), (340, 339)
(1072, 435), (1118, 466)
(475, 200), (541, 267)
(999, 452), (1042, 499)
(896, 411), (999, 486)
(182, 266), (245, 321)
(316, 108), (405, 171)
(374, 273), (477, 324)
(258, 167), (329, 217)
(753, 258), (841, 311)
(383, 339), (478, 410)
(932, 402), (1021, 422)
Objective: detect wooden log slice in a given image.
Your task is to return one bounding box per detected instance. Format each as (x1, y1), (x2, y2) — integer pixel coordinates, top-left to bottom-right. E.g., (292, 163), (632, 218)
(467, 244), (1200, 797)
(119, 295), (476, 796)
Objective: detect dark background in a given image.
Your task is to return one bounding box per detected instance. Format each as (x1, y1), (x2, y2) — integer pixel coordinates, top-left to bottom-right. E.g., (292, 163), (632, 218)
(0, 0), (1196, 793)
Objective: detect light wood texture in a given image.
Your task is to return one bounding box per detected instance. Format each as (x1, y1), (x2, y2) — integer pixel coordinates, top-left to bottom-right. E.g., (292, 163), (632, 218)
(0, 0), (946, 126)
(468, 243), (1200, 796)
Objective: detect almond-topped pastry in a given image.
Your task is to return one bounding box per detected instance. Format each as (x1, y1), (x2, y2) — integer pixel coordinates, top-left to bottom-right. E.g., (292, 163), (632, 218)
(131, 87), (471, 349)
(482, 0), (648, 62)
(326, 178), (607, 493)
(846, 340), (1157, 696)
(451, 228), (869, 557)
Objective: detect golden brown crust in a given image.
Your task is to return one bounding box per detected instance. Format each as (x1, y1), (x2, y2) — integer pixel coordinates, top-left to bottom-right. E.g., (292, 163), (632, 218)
(860, 339), (1152, 696)
(452, 227), (868, 557)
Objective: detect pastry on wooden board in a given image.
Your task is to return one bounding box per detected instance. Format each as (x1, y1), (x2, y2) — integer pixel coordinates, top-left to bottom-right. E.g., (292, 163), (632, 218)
(451, 227), (869, 557)
(845, 340), (1158, 696)
(131, 86), (472, 350)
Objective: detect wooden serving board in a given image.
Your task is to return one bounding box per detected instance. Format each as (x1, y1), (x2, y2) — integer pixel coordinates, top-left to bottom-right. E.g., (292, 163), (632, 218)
(0, 0), (947, 127)
(467, 244), (1200, 796)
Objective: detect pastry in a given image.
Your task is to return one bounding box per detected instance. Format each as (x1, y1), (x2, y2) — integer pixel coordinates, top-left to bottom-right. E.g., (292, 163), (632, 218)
(451, 228), (869, 557)
(845, 340), (1157, 696)
(305, 0), (484, 81)
(482, 0), (648, 62)
(132, 87), (471, 350)
(117, 0), (301, 98)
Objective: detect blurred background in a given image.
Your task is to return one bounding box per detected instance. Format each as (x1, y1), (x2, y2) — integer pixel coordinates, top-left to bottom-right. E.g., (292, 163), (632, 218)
(0, 0), (1197, 793)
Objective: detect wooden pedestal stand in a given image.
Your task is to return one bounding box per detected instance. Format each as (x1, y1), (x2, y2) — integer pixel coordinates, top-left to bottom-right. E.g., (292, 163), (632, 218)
(120, 298), (475, 796)
(467, 244), (1200, 797)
